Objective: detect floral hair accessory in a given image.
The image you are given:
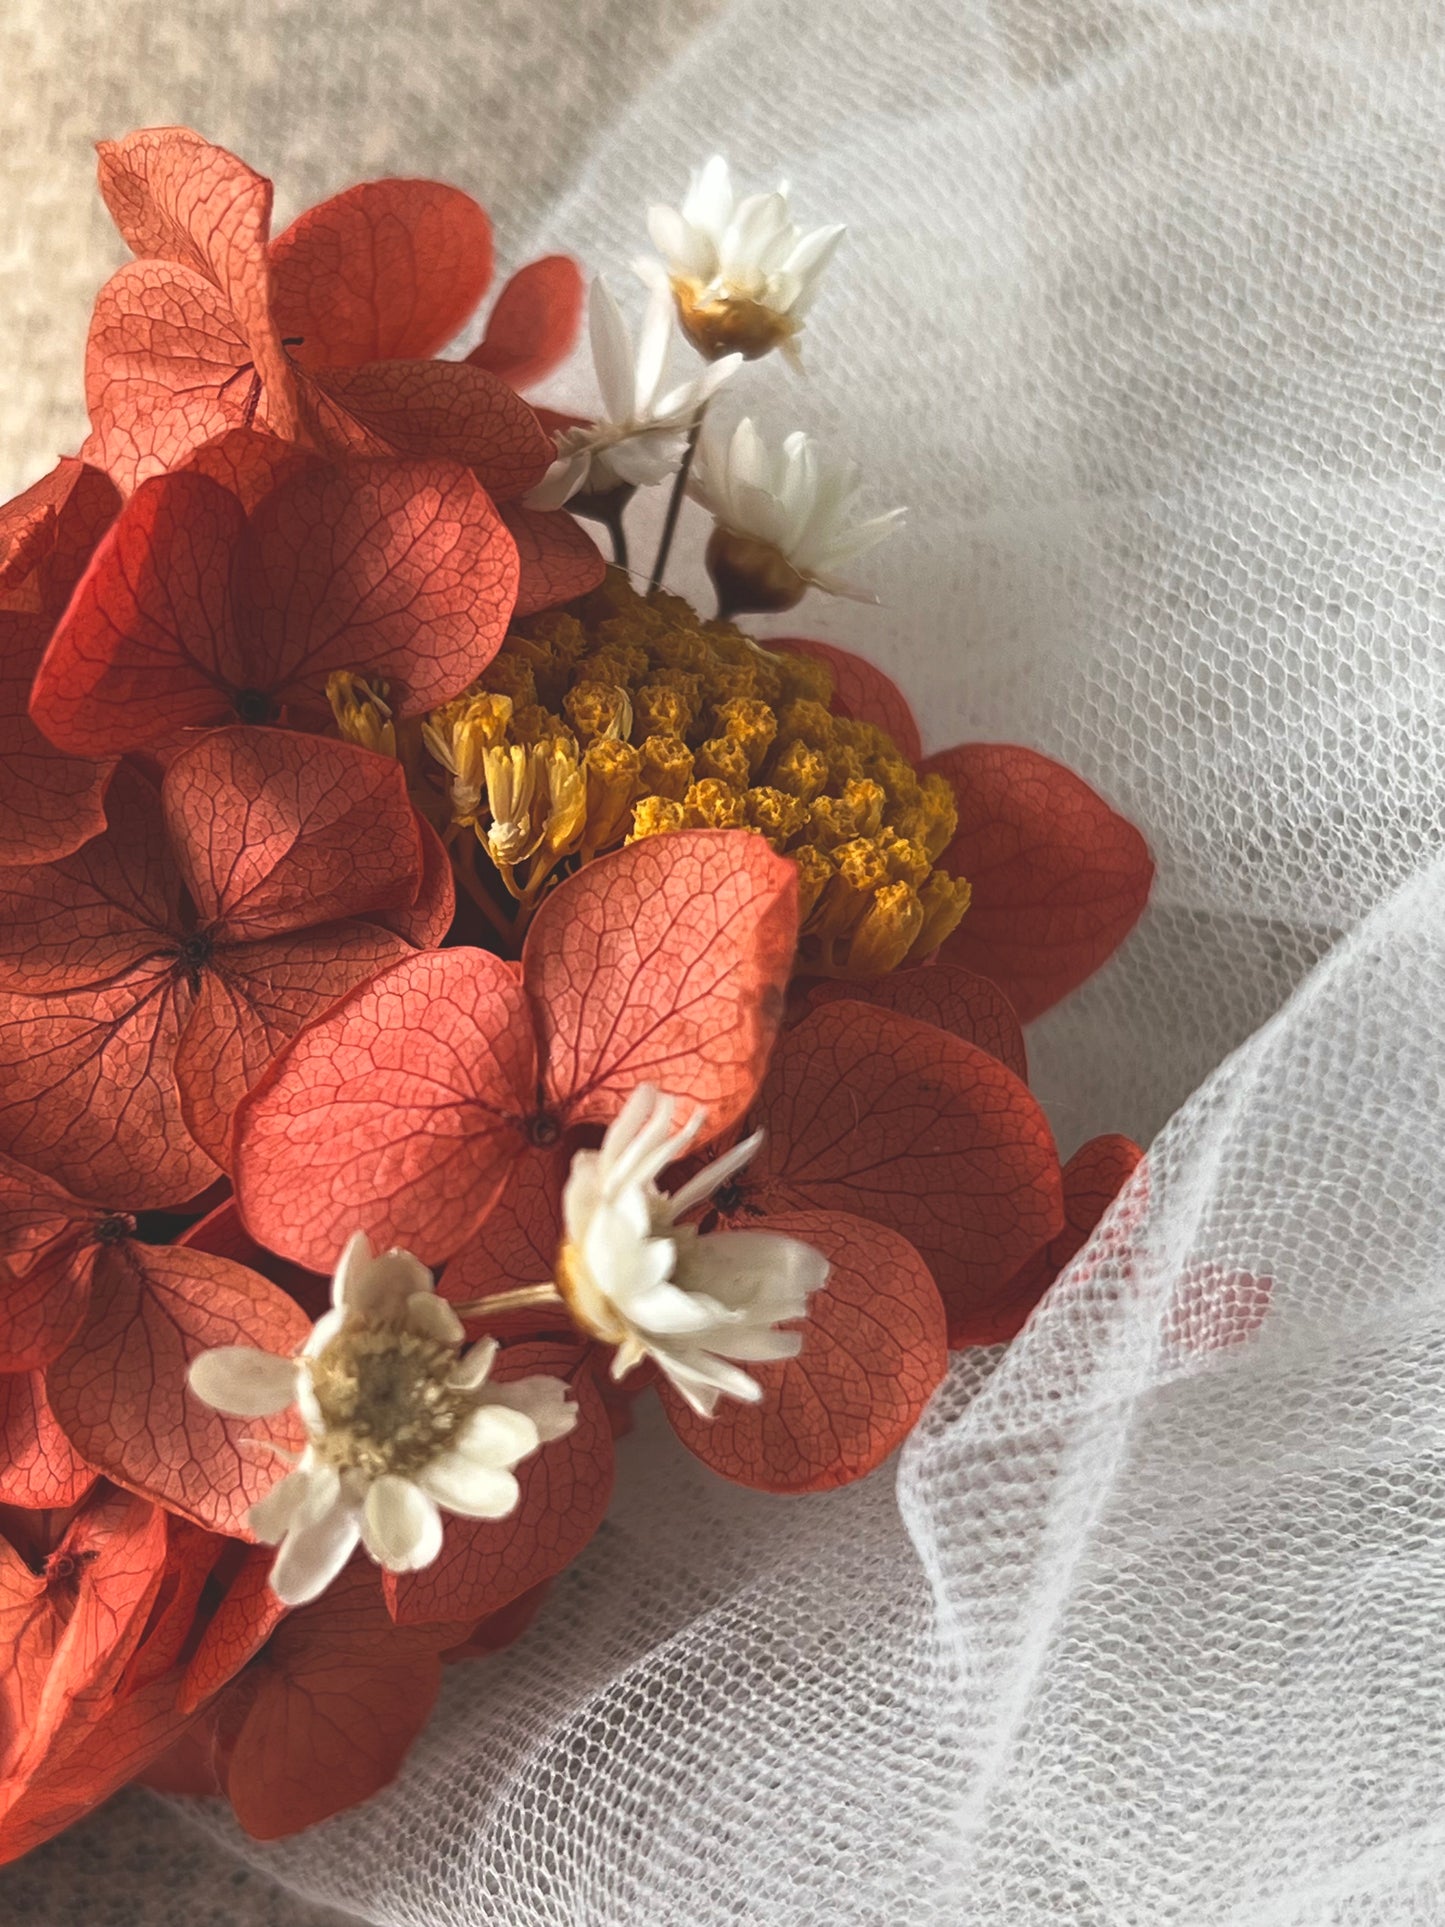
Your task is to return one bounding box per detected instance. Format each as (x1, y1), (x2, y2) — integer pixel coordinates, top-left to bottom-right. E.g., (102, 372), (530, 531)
(0, 124), (1160, 1859)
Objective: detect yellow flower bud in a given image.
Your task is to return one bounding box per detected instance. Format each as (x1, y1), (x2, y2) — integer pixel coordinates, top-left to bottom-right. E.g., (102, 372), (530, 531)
(583, 739), (642, 855)
(790, 844), (834, 923)
(770, 740), (830, 803)
(422, 692), (514, 826)
(773, 699), (835, 753)
(880, 833), (931, 889)
(744, 785), (810, 849)
(844, 881), (926, 978)
(841, 778), (886, 840)
(488, 573), (968, 977)
(683, 779), (748, 830)
(808, 793), (865, 849)
(809, 836), (890, 942)
(699, 657), (759, 706)
(628, 795), (686, 842)
(648, 629), (711, 675)
(874, 754), (923, 815)
(503, 706), (566, 749)
(564, 680), (633, 745)
(714, 697), (777, 776)
(481, 744), (542, 867)
(638, 734), (695, 802)
(327, 671), (396, 759)
(578, 639), (649, 688)
(774, 650), (835, 707)
(479, 655), (537, 711)
(634, 681), (697, 740)
(694, 735), (751, 790)
(538, 740), (586, 857)
(908, 870), (973, 960)
(916, 773), (960, 863)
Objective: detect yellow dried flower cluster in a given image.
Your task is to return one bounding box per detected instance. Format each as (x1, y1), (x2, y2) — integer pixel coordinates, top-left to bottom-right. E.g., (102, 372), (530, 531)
(331, 573), (970, 975)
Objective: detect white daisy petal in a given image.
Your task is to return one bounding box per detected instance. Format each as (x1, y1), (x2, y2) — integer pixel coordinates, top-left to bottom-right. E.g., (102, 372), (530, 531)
(419, 1456), (522, 1520)
(406, 1291), (464, 1345)
(331, 1230), (374, 1310)
(250, 1461), (334, 1544)
(447, 1335), (499, 1392)
(362, 1475), (444, 1572)
(690, 419), (902, 605)
(644, 159), (842, 365)
(450, 1402), (542, 1467)
(588, 278), (637, 422)
(557, 1092), (828, 1415)
(667, 1128), (766, 1220)
(484, 1375), (578, 1443)
(270, 1500), (362, 1607)
(187, 1346), (297, 1419)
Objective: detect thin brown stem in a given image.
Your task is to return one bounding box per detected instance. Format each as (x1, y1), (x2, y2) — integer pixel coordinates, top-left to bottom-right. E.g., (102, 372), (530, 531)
(450, 842), (515, 944)
(647, 409), (706, 597)
(452, 1283), (565, 1320)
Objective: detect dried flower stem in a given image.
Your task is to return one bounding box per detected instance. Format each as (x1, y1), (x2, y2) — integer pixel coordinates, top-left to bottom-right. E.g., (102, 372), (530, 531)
(647, 408), (706, 597)
(451, 1283), (565, 1320)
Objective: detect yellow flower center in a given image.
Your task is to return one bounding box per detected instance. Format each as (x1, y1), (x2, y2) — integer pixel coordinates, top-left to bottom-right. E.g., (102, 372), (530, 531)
(306, 1323), (470, 1481)
(555, 1240), (629, 1346)
(375, 571), (971, 978)
(671, 277), (798, 362)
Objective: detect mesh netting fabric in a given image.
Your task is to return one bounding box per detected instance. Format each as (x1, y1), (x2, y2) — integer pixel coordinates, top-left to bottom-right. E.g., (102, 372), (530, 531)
(4, 0), (1445, 1920)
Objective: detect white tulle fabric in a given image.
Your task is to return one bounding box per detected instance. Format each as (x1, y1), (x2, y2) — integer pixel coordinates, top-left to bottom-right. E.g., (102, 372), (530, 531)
(6, 0), (1445, 1920)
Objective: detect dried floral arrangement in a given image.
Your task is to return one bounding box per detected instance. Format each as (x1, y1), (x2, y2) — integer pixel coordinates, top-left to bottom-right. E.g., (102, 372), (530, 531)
(0, 130), (1153, 1854)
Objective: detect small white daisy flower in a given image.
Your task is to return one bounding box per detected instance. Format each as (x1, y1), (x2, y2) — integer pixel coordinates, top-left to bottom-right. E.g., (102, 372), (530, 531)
(690, 416), (905, 615)
(188, 1233), (576, 1606)
(643, 155), (845, 367)
(526, 277), (739, 511)
(557, 1086), (829, 1418)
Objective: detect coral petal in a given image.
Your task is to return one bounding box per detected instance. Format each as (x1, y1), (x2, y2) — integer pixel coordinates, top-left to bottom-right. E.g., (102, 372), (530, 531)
(467, 254), (585, 390)
(0, 1372), (97, 1508)
(922, 743), (1154, 1022)
(234, 947), (536, 1270)
(82, 262), (264, 494)
(981, 1133), (1145, 1347)
(500, 501), (605, 617)
(308, 360), (552, 501)
(661, 1207), (947, 1492)
(176, 925), (415, 1168)
(95, 128), (297, 438)
(44, 1242), (309, 1533)
(367, 809), (456, 949)
(0, 461), (122, 862)
(0, 1154), (108, 1372)
(175, 427), (318, 510)
(805, 965), (1027, 1082)
(526, 829), (798, 1140)
(270, 180), (494, 367)
(179, 1544), (286, 1711)
(236, 456), (517, 714)
(30, 470), (248, 754)
(219, 1562), (459, 1839)
(163, 727), (423, 938)
(751, 1000), (1063, 1338)
(440, 1145), (571, 1340)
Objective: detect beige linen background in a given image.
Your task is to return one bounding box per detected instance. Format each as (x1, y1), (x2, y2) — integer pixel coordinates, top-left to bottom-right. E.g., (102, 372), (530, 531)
(0, 0), (721, 500)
